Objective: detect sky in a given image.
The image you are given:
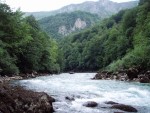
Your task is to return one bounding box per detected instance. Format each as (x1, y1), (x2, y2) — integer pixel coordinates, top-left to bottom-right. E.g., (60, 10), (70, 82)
(3, 0), (137, 12)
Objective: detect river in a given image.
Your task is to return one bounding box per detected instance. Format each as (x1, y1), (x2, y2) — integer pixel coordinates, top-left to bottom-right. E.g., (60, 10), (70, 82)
(14, 73), (150, 113)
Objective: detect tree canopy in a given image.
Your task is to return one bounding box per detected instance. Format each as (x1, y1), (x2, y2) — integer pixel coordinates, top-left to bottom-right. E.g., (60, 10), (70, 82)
(0, 2), (62, 76)
(60, 0), (150, 72)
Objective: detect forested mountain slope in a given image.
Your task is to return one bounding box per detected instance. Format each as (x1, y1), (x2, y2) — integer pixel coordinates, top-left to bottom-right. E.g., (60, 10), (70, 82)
(39, 11), (99, 38)
(60, 0), (150, 72)
(0, 3), (62, 76)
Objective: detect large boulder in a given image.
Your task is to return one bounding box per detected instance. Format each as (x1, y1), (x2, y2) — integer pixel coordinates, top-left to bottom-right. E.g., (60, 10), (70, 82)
(93, 73), (103, 79)
(127, 67), (139, 80)
(145, 70), (150, 79)
(93, 71), (112, 80)
(139, 75), (150, 83)
(111, 104), (137, 112)
(83, 101), (98, 107)
(0, 83), (54, 113)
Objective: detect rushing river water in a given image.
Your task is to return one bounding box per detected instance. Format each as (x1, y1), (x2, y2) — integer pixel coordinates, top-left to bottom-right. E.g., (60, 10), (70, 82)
(14, 73), (150, 113)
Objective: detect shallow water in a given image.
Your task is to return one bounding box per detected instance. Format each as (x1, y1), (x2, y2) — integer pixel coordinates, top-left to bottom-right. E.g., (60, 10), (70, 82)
(14, 73), (150, 113)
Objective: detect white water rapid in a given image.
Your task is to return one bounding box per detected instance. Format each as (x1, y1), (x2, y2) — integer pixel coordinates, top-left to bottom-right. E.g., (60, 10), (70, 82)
(14, 73), (150, 113)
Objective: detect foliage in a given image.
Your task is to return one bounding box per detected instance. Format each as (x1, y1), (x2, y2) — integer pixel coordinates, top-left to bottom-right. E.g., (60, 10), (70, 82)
(39, 11), (99, 39)
(60, 0), (150, 72)
(0, 2), (62, 76)
(1, 0), (149, 75)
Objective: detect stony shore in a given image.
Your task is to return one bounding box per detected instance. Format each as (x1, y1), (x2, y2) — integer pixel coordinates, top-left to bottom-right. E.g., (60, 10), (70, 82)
(0, 72), (51, 83)
(0, 82), (55, 113)
(0, 68), (149, 113)
(0, 73), (55, 113)
(93, 67), (150, 83)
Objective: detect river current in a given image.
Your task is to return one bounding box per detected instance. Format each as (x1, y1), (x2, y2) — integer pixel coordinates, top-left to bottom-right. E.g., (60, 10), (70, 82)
(14, 73), (150, 113)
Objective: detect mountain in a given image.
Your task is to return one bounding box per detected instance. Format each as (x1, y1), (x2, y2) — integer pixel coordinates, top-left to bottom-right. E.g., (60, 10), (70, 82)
(39, 11), (99, 38)
(53, 0), (138, 18)
(25, 0), (138, 20)
(59, 0), (150, 72)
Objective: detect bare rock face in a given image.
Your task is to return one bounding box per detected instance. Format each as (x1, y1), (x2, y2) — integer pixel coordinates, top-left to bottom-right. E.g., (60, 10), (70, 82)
(58, 25), (68, 36)
(58, 18), (87, 36)
(73, 18), (87, 29)
(0, 83), (54, 113)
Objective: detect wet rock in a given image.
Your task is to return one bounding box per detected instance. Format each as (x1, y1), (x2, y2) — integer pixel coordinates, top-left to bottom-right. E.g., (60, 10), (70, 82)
(111, 104), (137, 112)
(65, 96), (75, 101)
(83, 101), (98, 107)
(93, 71), (113, 80)
(133, 78), (140, 82)
(69, 72), (75, 74)
(105, 101), (119, 105)
(145, 71), (150, 79)
(0, 79), (3, 83)
(114, 112), (123, 113)
(0, 83), (54, 113)
(93, 73), (103, 79)
(127, 67), (139, 80)
(139, 75), (150, 83)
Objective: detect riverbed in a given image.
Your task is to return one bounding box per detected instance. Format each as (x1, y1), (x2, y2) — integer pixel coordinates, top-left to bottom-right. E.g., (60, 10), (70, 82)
(14, 73), (150, 113)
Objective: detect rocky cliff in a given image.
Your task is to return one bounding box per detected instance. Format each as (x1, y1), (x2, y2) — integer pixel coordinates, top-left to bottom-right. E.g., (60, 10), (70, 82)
(39, 11), (99, 38)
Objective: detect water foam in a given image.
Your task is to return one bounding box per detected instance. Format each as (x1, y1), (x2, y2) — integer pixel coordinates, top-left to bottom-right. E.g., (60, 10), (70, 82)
(16, 73), (150, 113)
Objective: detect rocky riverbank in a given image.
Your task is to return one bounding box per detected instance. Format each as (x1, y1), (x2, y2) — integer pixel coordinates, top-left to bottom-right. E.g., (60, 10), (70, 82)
(0, 82), (55, 113)
(93, 67), (150, 83)
(0, 72), (55, 113)
(0, 72), (52, 83)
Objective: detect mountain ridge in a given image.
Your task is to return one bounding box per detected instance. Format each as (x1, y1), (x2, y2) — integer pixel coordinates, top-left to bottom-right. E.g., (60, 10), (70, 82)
(25, 0), (138, 20)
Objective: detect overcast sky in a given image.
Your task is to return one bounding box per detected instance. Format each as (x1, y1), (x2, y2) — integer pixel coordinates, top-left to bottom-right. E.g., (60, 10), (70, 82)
(3, 0), (137, 12)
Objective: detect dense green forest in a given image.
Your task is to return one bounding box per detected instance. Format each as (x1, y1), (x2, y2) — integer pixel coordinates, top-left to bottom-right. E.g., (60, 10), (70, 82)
(0, 0), (149, 76)
(39, 11), (99, 39)
(0, 2), (62, 76)
(60, 0), (150, 72)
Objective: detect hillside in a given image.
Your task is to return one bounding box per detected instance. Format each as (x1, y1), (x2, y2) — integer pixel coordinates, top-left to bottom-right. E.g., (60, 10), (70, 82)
(25, 0), (138, 20)
(60, 0), (150, 72)
(0, 3), (62, 75)
(39, 11), (99, 38)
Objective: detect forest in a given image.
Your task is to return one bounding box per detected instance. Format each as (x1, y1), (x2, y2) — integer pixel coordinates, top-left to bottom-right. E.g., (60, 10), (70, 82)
(60, 0), (150, 72)
(39, 11), (99, 39)
(0, 0), (150, 76)
(0, 3), (62, 76)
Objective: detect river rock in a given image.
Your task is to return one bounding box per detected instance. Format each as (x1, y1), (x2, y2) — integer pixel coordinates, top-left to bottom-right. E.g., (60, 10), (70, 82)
(139, 75), (150, 83)
(127, 67), (139, 80)
(93, 73), (103, 79)
(114, 112), (123, 113)
(0, 79), (3, 83)
(83, 101), (98, 107)
(111, 104), (137, 112)
(0, 83), (54, 113)
(105, 101), (119, 105)
(65, 96), (75, 101)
